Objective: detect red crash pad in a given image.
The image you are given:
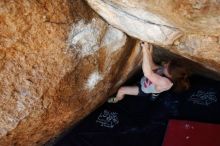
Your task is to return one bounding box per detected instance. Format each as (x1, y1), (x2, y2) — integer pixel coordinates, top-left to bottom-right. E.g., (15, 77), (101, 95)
(163, 120), (220, 146)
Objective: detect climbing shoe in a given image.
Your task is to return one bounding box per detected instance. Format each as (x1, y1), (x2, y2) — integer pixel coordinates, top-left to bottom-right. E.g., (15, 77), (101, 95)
(107, 97), (119, 103)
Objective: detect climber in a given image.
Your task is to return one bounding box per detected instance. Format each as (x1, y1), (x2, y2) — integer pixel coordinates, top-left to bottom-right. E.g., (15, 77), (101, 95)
(108, 42), (190, 103)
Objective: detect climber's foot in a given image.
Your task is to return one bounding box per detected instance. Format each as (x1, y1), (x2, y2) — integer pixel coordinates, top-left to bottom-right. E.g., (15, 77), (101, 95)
(107, 97), (119, 103)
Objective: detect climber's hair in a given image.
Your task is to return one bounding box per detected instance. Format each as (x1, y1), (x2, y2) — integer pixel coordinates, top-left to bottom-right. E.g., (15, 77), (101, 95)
(168, 60), (190, 92)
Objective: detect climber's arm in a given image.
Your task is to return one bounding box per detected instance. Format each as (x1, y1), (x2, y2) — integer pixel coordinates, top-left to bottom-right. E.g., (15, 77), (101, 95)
(141, 42), (172, 92)
(141, 42), (159, 70)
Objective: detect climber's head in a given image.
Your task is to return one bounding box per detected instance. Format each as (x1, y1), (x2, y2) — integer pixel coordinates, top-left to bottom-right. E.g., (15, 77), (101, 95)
(163, 60), (190, 92)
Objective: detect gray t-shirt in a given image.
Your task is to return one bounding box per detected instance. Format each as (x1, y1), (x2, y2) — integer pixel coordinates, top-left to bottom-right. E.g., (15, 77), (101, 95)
(140, 67), (164, 94)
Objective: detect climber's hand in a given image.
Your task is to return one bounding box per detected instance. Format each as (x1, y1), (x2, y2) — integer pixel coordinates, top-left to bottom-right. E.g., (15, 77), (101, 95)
(140, 42), (152, 54)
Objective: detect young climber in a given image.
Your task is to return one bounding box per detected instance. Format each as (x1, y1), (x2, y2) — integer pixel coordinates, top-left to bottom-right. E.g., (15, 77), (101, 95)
(108, 42), (190, 103)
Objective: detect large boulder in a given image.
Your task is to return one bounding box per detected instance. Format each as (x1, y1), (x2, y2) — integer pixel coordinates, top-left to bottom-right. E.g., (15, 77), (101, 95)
(86, 0), (220, 73)
(0, 0), (141, 145)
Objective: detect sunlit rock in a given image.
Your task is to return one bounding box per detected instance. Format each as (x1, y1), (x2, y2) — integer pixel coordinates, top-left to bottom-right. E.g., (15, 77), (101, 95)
(0, 0), (141, 145)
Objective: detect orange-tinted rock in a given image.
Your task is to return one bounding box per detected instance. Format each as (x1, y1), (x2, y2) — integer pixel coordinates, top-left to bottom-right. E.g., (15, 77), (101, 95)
(86, 0), (220, 73)
(172, 35), (220, 73)
(0, 0), (141, 145)
(87, 0), (220, 35)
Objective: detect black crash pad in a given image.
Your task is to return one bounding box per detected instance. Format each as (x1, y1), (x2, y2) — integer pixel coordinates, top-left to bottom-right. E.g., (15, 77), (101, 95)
(54, 75), (220, 146)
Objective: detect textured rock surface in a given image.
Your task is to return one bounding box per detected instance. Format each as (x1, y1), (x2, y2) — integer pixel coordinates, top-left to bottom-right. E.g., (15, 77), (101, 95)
(0, 0), (141, 145)
(86, 0), (220, 73)
(86, 0), (220, 35)
(172, 35), (220, 72)
(86, 0), (182, 45)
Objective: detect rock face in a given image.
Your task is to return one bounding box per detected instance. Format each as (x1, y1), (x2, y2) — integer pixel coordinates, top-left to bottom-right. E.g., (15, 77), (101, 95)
(86, 0), (182, 45)
(0, 0), (141, 145)
(86, 0), (220, 73)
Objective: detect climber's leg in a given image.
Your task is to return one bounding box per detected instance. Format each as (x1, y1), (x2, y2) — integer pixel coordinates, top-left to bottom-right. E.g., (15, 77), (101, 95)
(108, 86), (139, 103)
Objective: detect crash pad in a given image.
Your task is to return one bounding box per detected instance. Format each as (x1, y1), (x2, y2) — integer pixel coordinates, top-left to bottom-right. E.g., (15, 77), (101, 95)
(54, 75), (220, 146)
(163, 120), (220, 146)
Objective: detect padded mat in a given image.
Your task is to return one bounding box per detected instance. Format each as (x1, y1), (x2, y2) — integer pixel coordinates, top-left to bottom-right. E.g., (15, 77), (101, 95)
(54, 76), (220, 146)
(163, 120), (220, 146)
